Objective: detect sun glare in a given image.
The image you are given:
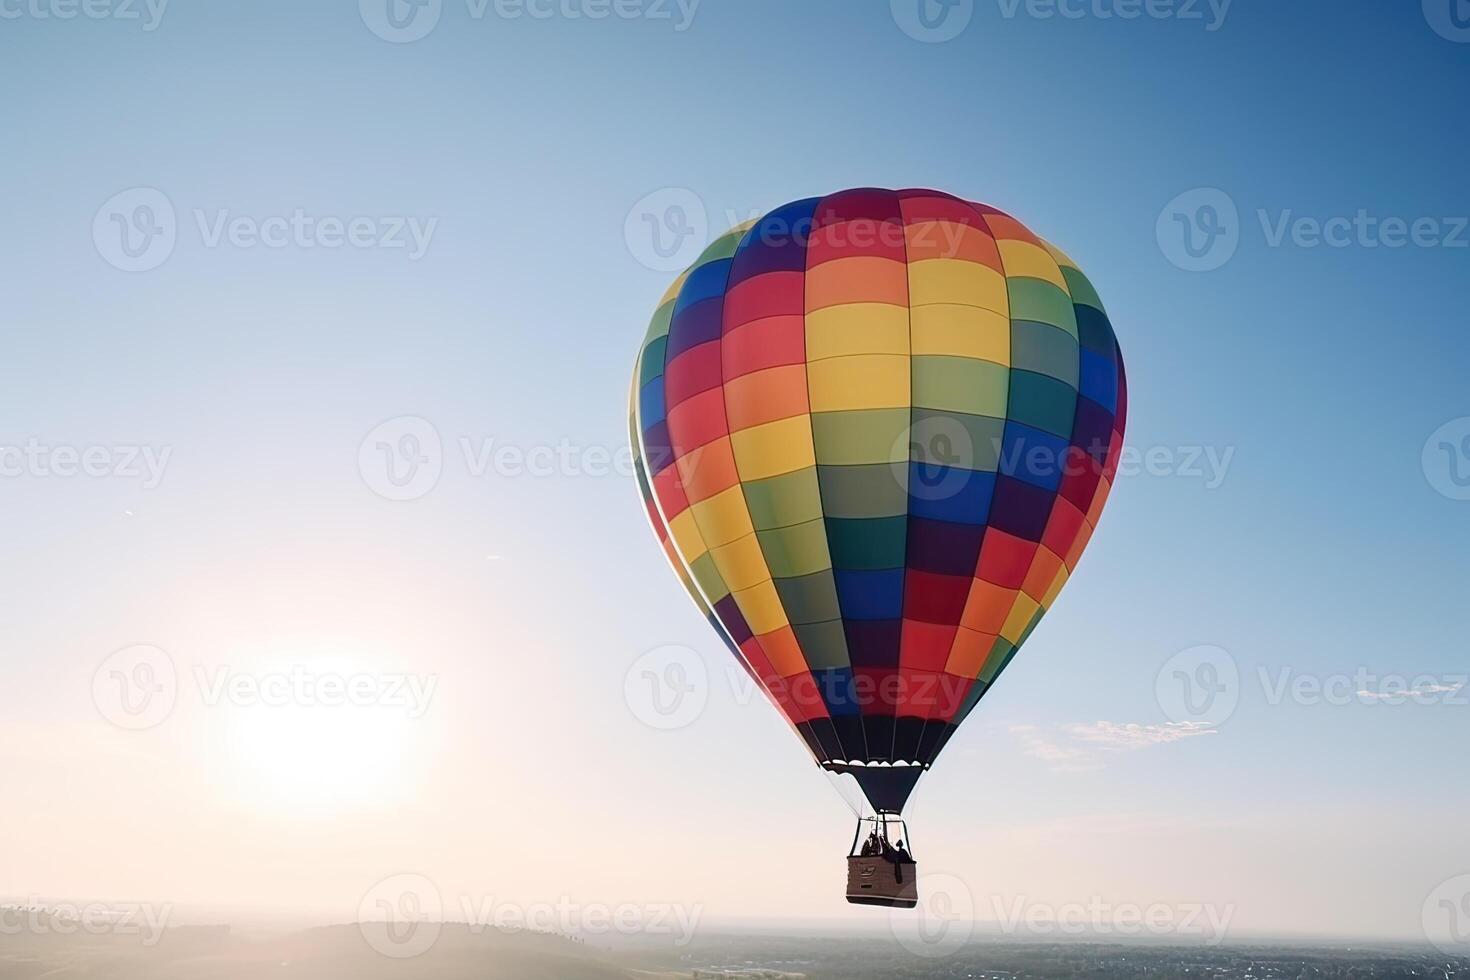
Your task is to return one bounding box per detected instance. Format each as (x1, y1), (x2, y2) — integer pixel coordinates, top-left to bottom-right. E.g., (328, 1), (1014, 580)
(204, 645), (434, 821)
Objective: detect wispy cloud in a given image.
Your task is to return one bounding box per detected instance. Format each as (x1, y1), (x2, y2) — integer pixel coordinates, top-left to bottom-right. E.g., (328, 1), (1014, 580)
(1066, 721), (1218, 749)
(1009, 721), (1217, 772)
(1007, 724), (1103, 772)
(1356, 680), (1464, 701)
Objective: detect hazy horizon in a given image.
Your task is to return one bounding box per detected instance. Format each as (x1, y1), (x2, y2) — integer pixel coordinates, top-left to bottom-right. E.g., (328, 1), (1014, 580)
(0, 903), (1453, 946)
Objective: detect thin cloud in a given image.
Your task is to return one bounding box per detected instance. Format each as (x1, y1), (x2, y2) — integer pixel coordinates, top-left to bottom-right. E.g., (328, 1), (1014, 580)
(1356, 681), (1464, 701)
(1066, 721), (1218, 749)
(1007, 725), (1103, 773)
(1010, 721), (1217, 772)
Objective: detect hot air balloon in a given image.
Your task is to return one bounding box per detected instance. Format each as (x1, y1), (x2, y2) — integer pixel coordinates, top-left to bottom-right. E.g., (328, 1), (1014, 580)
(629, 188), (1126, 908)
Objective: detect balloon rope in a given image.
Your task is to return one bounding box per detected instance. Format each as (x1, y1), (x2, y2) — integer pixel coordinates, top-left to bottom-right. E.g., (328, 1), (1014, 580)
(822, 768), (868, 820)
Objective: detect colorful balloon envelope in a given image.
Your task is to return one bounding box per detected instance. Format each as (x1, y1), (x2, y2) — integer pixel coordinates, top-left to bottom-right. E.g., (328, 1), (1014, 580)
(630, 188), (1126, 836)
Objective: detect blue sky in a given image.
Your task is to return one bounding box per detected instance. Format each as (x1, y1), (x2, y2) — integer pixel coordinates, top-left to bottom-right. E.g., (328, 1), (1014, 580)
(1, 0), (1468, 946)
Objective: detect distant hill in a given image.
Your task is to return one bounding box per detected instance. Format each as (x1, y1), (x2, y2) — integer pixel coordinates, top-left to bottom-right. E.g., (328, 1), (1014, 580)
(0, 923), (649, 980)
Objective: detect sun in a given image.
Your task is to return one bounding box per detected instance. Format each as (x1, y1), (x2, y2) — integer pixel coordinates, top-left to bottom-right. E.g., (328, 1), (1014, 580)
(205, 646), (435, 821)
(225, 703), (419, 819)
